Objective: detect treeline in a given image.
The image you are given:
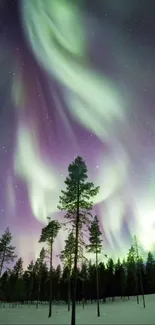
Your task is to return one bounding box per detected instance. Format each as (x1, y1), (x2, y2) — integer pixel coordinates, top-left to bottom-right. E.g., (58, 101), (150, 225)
(0, 156), (155, 324)
(0, 233), (155, 305)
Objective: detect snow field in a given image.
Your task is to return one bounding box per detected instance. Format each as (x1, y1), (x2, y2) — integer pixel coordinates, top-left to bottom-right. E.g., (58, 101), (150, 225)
(0, 294), (155, 324)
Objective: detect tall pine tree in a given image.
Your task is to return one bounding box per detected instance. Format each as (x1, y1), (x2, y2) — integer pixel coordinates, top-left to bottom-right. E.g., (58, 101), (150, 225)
(87, 215), (102, 317)
(36, 247), (46, 309)
(58, 156), (99, 325)
(146, 251), (155, 294)
(39, 218), (61, 318)
(60, 231), (75, 311)
(127, 246), (139, 302)
(12, 257), (24, 302)
(0, 228), (16, 276)
(133, 236), (145, 308)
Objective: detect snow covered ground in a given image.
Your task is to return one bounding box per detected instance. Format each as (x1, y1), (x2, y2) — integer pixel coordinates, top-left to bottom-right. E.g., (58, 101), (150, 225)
(0, 295), (155, 324)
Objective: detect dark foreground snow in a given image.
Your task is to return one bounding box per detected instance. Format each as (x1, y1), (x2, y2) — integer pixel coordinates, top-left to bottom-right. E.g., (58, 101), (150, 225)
(0, 295), (155, 324)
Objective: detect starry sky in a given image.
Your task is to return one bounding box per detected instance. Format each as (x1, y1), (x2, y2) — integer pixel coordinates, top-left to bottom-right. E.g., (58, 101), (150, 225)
(1, 0), (155, 267)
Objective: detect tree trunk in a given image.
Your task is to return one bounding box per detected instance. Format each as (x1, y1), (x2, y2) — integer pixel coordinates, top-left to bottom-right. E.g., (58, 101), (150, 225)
(135, 266), (139, 304)
(57, 281), (60, 305)
(0, 247), (6, 277)
(139, 268), (146, 308)
(48, 241), (53, 318)
(36, 272), (41, 309)
(82, 281), (85, 310)
(30, 274), (34, 304)
(96, 250), (100, 317)
(71, 180), (80, 325)
(68, 276), (71, 311)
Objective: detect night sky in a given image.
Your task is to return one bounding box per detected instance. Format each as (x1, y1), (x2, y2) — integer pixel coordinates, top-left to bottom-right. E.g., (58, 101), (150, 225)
(1, 0), (155, 267)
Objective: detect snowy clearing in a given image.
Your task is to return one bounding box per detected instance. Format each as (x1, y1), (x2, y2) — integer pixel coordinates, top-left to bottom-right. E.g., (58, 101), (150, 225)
(0, 295), (155, 324)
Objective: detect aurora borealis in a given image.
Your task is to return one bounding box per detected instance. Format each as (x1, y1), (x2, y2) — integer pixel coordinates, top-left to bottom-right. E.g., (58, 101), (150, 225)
(1, 0), (155, 266)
